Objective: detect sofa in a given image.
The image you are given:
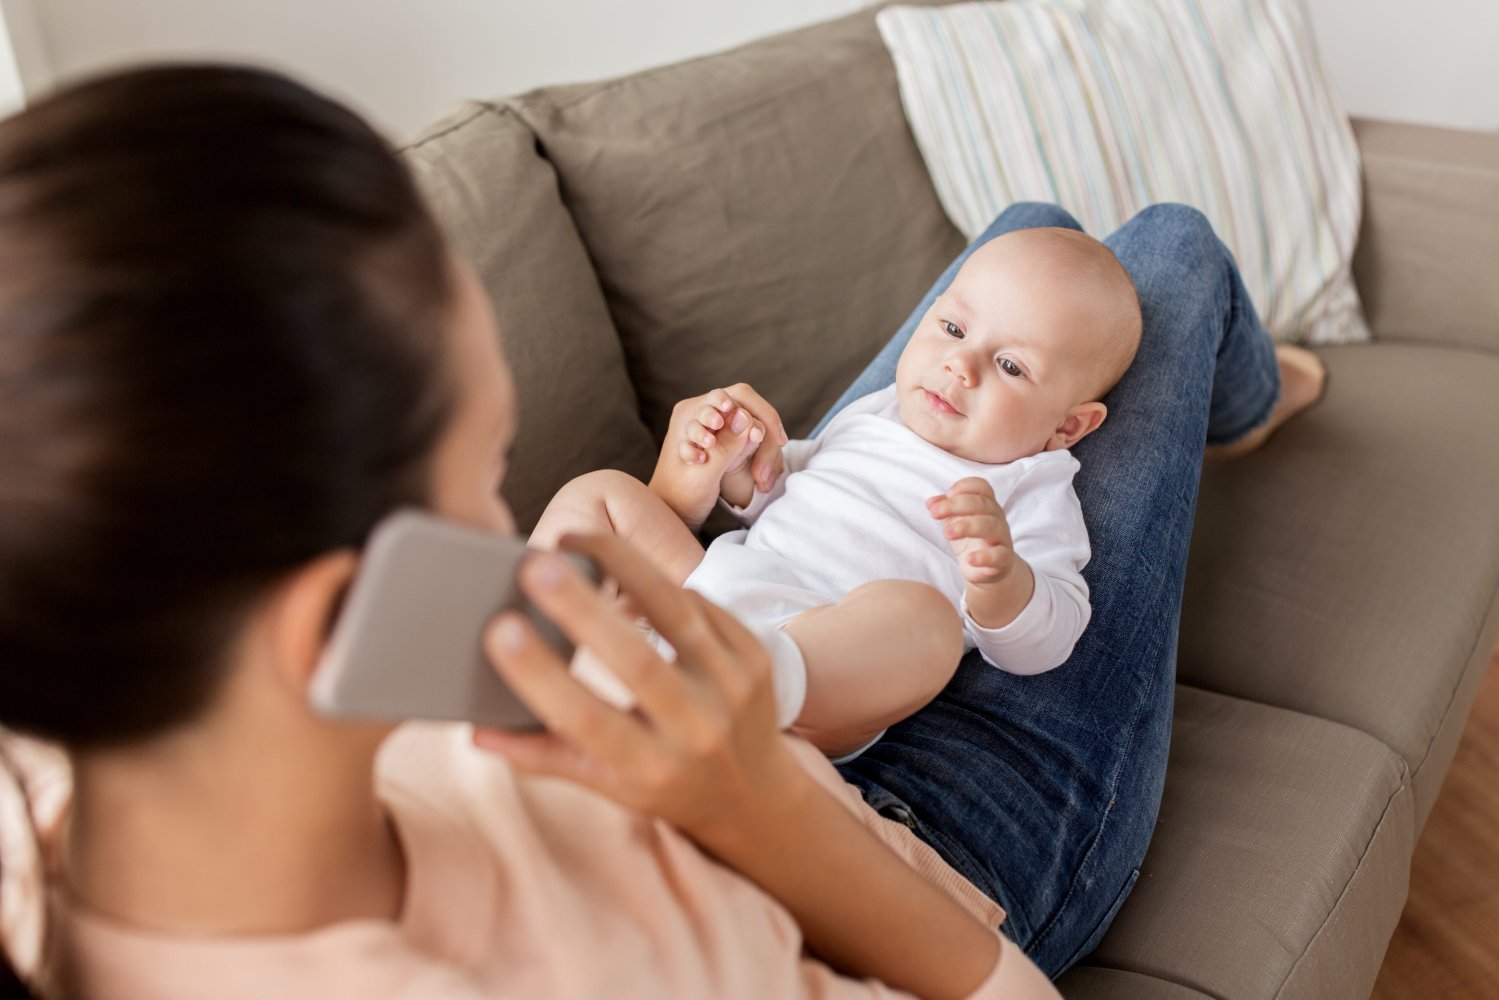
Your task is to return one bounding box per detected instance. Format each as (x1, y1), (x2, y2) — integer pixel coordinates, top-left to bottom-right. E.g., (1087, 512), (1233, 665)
(399, 4), (1499, 997)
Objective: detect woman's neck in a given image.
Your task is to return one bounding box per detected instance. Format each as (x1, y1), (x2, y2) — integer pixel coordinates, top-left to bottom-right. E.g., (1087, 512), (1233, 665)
(64, 706), (405, 937)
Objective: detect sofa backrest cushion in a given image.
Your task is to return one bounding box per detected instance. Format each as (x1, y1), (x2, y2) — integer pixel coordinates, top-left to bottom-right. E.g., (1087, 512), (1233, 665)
(403, 103), (658, 531)
(1351, 117), (1499, 356)
(506, 3), (966, 440)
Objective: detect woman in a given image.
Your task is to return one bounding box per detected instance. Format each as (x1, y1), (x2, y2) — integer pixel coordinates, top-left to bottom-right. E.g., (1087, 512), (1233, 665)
(0, 65), (1320, 997)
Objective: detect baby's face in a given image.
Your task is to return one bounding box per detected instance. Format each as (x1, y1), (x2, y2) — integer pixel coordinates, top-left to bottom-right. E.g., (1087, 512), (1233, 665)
(894, 231), (1127, 464)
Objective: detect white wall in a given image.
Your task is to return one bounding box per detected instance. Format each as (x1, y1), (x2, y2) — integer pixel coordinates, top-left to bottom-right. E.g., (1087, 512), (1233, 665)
(0, 0), (48, 117)
(21, 0), (863, 142)
(10, 0), (1499, 139)
(1303, 0), (1498, 132)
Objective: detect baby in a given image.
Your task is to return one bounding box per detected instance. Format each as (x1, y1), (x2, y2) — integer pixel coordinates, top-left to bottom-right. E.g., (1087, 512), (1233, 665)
(531, 227), (1142, 758)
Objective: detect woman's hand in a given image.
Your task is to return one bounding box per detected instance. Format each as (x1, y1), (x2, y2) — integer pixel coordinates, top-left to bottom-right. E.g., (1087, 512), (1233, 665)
(472, 532), (810, 847)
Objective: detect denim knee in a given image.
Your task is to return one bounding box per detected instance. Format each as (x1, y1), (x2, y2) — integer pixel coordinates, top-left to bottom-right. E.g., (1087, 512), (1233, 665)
(1130, 202), (1220, 253)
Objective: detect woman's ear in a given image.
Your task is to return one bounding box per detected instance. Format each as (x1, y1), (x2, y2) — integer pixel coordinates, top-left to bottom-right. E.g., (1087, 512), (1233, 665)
(259, 549), (360, 696)
(1045, 402), (1108, 451)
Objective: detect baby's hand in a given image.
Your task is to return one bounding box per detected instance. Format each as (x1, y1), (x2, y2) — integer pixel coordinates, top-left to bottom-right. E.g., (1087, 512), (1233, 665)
(926, 477), (1017, 585)
(650, 385), (788, 530)
(928, 477), (1036, 629)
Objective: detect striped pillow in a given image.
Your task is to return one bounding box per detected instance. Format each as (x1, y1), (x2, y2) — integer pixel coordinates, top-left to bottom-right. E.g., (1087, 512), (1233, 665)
(877, 0), (1370, 344)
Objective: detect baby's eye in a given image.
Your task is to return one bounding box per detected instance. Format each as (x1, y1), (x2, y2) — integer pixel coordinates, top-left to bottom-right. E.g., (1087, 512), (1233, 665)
(998, 358), (1025, 378)
(941, 320), (964, 339)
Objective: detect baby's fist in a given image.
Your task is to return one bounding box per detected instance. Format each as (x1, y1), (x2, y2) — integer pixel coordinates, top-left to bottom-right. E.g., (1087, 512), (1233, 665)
(926, 477), (1017, 584)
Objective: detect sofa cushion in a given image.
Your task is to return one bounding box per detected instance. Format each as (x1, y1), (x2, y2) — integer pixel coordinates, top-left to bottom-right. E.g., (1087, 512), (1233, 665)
(1178, 341), (1499, 823)
(1063, 686), (1411, 1000)
(1056, 966), (1215, 999)
(506, 4), (965, 442)
(402, 102), (658, 531)
(875, 0), (1369, 345)
(1351, 118), (1499, 356)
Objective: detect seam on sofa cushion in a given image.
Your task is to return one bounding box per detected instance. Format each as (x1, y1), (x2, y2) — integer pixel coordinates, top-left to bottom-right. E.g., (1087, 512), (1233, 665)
(1363, 151), (1499, 182)
(398, 101), (513, 152)
(1406, 581), (1499, 792)
(1373, 332), (1499, 361)
(1372, 334), (1499, 358)
(1069, 960), (1226, 1000)
(1271, 764), (1410, 999)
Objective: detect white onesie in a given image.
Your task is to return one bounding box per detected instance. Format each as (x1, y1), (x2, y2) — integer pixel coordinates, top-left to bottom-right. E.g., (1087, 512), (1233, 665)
(684, 384), (1092, 678)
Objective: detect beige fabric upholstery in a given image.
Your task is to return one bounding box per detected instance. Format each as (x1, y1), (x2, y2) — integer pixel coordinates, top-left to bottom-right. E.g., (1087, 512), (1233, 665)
(505, 7), (965, 442)
(1352, 118), (1499, 355)
(1070, 687), (1411, 1000)
(1403, 592), (1499, 829)
(1057, 967), (1214, 999)
(1178, 342), (1499, 819)
(402, 102), (658, 531)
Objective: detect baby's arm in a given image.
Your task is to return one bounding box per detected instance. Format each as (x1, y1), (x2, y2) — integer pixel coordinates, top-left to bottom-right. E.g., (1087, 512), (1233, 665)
(928, 462), (1090, 675)
(719, 435), (822, 526)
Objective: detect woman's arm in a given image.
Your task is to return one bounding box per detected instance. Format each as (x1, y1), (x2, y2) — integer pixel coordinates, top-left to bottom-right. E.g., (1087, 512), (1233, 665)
(473, 534), (1006, 1000)
(690, 718), (1002, 999)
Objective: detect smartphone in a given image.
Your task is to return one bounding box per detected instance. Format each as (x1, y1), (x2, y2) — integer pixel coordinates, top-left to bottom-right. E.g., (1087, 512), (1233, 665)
(309, 508), (599, 730)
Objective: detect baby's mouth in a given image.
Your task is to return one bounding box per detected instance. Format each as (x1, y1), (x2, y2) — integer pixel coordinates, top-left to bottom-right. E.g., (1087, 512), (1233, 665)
(923, 388), (962, 416)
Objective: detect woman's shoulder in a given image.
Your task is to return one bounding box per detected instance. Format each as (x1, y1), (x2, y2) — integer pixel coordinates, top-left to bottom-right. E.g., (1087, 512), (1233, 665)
(374, 722), (646, 841)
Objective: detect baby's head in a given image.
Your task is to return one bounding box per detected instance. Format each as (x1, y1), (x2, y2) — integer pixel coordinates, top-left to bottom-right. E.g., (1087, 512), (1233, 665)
(894, 227), (1142, 464)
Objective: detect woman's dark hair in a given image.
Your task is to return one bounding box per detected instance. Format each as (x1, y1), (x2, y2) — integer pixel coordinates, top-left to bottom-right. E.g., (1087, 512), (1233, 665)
(0, 64), (454, 744)
(0, 63), (457, 992)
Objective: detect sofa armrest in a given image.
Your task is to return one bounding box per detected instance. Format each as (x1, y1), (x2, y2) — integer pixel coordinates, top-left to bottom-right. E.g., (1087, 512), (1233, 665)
(1351, 117), (1499, 355)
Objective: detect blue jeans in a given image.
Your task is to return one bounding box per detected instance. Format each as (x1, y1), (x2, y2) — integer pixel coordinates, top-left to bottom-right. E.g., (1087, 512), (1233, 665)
(821, 202), (1280, 977)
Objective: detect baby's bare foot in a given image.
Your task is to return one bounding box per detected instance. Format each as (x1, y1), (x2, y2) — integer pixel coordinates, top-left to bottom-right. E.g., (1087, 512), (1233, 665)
(650, 404), (763, 526)
(1204, 344), (1327, 461)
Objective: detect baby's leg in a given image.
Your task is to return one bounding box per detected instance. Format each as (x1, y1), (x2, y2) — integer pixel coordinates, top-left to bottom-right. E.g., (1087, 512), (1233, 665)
(530, 469), (706, 586)
(783, 580), (965, 758)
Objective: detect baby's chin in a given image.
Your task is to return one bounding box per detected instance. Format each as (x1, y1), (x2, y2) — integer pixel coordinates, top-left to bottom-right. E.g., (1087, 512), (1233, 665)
(900, 407), (1036, 464)
(896, 385), (1038, 463)
(897, 400), (980, 459)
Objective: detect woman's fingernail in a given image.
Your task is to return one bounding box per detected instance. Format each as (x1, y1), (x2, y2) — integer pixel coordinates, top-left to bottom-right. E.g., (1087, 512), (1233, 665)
(495, 617), (528, 650)
(530, 554), (564, 589)
(731, 410), (748, 433)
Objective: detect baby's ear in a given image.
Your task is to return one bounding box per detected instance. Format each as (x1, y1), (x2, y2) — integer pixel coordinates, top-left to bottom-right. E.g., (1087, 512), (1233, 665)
(1045, 402), (1108, 451)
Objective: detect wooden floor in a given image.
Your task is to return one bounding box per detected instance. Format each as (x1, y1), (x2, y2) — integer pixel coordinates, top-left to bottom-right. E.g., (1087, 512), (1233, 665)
(1371, 644), (1499, 998)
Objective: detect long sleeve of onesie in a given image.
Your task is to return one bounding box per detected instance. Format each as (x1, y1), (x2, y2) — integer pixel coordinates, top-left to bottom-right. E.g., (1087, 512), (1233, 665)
(960, 456), (1091, 676)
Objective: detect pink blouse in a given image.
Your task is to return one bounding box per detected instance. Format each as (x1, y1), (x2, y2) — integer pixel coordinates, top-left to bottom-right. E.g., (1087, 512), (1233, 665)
(55, 724), (1061, 999)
